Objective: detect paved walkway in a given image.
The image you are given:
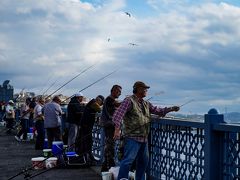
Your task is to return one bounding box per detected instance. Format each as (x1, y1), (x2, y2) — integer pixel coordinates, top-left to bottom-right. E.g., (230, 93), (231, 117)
(0, 126), (101, 180)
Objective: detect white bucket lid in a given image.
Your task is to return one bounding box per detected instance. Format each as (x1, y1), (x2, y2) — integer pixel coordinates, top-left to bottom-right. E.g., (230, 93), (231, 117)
(31, 157), (45, 161)
(43, 149), (52, 152)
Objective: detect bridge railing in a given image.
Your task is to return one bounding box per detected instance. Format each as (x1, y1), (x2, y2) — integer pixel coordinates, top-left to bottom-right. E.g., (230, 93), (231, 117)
(92, 109), (240, 180)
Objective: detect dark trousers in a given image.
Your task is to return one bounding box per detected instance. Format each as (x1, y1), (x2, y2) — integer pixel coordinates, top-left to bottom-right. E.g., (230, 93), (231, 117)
(35, 120), (45, 150)
(46, 127), (62, 149)
(76, 125), (93, 158)
(101, 123), (115, 171)
(17, 118), (29, 139)
(6, 118), (15, 129)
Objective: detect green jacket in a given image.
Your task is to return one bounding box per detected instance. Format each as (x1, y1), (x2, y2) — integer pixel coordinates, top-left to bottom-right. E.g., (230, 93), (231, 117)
(123, 95), (151, 138)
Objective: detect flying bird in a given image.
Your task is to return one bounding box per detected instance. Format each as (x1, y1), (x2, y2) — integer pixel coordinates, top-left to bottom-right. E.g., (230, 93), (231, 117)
(125, 12), (131, 17)
(129, 43), (138, 46)
(107, 38), (110, 42)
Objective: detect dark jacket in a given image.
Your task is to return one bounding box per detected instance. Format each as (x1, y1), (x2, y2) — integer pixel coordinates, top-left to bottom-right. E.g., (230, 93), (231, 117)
(67, 97), (85, 125)
(80, 99), (101, 128)
(101, 96), (116, 126)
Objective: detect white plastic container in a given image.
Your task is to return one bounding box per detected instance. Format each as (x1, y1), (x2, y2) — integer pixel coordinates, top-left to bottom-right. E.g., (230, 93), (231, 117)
(45, 157), (58, 169)
(101, 172), (113, 180)
(31, 157), (46, 169)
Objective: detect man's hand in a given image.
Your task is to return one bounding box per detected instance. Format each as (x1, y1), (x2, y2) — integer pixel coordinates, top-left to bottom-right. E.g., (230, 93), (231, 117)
(171, 106), (180, 112)
(114, 127), (121, 140)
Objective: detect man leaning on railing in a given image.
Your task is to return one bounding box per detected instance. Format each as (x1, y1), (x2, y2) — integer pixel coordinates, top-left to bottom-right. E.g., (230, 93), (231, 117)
(113, 81), (180, 180)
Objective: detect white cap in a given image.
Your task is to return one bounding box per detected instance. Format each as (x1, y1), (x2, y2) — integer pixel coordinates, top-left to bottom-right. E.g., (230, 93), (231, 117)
(75, 92), (83, 97)
(8, 100), (14, 104)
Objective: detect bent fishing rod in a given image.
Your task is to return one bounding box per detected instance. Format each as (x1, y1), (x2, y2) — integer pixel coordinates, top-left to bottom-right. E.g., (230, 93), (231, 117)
(46, 64), (97, 99)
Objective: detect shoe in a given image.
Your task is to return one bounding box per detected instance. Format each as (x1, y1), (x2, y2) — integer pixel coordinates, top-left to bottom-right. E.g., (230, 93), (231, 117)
(101, 165), (109, 172)
(88, 154), (98, 162)
(14, 136), (21, 142)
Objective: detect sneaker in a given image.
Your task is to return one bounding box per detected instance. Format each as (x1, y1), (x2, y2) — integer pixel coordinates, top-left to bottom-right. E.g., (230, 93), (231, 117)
(14, 136), (21, 142)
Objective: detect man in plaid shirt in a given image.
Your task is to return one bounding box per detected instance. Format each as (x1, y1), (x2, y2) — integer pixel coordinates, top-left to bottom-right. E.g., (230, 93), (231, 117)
(113, 81), (180, 180)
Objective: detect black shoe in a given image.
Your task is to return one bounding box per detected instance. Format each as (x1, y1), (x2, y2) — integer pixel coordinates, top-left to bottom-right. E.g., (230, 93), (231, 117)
(88, 154), (98, 162)
(101, 164), (109, 172)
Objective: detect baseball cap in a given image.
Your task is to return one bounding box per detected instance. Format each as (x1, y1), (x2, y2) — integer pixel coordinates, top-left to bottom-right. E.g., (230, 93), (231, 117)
(133, 81), (150, 89)
(75, 92), (84, 97)
(8, 100), (14, 104)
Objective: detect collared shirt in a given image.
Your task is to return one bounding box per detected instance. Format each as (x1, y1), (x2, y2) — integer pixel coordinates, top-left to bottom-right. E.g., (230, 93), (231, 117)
(34, 103), (43, 120)
(43, 101), (62, 128)
(113, 95), (168, 142)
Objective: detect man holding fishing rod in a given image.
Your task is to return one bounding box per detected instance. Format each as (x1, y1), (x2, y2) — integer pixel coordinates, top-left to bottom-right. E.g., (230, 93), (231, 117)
(76, 95), (104, 164)
(101, 84), (122, 172)
(113, 81), (180, 180)
(66, 92), (85, 151)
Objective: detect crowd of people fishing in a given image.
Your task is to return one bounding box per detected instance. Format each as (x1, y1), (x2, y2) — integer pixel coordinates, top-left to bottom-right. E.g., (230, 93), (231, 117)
(0, 81), (180, 180)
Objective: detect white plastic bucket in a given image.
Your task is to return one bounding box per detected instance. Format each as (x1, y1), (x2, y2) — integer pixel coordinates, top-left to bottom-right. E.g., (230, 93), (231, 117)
(101, 172), (113, 180)
(45, 157), (58, 169)
(31, 157), (46, 169)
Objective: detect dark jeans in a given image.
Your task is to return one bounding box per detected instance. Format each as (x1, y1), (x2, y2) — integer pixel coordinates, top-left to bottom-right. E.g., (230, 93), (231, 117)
(17, 118), (29, 139)
(75, 125), (93, 158)
(6, 118), (15, 129)
(46, 127), (62, 149)
(35, 120), (45, 150)
(101, 123), (115, 171)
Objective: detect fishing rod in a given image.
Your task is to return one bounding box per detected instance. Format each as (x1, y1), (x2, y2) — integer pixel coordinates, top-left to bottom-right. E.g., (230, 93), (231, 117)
(42, 79), (58, 96)
(179, 99), (195, 107)
(46, 64), (97, 99)
(63, 69), (118, 102)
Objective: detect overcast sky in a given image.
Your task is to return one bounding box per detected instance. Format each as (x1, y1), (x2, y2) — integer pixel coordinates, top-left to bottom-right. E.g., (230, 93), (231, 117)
(0, 0), (240, 114)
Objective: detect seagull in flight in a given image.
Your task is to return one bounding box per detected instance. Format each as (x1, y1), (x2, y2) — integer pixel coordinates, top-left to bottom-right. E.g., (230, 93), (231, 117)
(129, 43), (138, 46)
(107, 38), (110, 42)
(125, 12), (131, 17)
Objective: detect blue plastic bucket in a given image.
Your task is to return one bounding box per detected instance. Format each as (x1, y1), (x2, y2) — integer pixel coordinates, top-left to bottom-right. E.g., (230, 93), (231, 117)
(52, 141), (63, 156)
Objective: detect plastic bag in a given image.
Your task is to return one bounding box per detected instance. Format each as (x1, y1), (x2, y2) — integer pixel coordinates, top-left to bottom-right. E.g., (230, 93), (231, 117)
(109, 166), (120, 180)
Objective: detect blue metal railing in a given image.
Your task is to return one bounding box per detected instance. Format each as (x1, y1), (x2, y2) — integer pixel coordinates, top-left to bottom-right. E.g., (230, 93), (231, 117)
(92, 109), (240, 180)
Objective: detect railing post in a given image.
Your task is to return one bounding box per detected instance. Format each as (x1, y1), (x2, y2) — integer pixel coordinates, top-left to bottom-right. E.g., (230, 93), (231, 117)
(204, 108), (225, 180)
